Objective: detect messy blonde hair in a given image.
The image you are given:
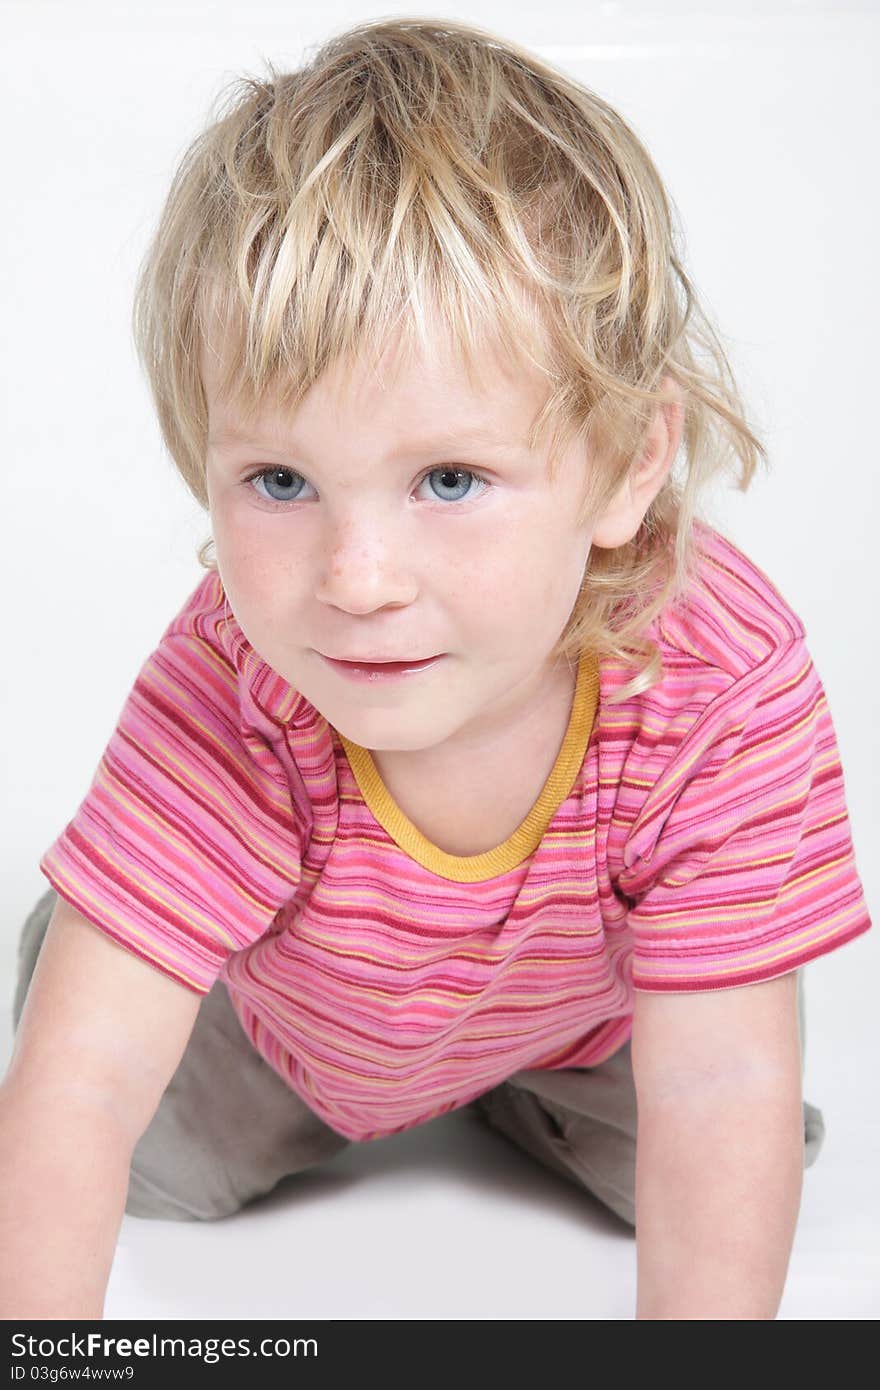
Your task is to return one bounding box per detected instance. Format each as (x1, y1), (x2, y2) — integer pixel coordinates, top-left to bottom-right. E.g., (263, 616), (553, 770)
(132, 14), (767, 703)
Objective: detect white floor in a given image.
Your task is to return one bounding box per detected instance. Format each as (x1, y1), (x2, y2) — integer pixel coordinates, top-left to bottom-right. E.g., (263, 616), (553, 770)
(2, 990), (878, 1320)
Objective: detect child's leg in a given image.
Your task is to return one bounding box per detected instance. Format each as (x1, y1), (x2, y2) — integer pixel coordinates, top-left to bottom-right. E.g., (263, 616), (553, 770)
(472, 1038), (640, 1228)
(470, 969), (825, 1231)
(12, 888), (350, 1222)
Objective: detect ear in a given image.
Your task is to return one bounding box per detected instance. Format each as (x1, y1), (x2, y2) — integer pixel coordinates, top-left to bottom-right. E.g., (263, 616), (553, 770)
(590, 374), (685, 550)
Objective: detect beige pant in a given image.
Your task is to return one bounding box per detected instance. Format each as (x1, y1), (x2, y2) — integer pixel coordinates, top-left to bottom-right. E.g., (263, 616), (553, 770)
(13, 887), (826, 1229)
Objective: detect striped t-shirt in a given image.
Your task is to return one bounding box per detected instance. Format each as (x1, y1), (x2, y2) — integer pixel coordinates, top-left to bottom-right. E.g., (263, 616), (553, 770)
(39, 518), (872, 1141)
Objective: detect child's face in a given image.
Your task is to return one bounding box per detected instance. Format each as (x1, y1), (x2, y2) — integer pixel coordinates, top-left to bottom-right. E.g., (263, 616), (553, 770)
(203, 319), (599, 758)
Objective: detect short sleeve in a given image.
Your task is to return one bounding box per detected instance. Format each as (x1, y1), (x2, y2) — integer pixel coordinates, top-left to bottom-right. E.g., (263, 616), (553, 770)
(38, 584), (306, 995)
(619, 636), (873, 993)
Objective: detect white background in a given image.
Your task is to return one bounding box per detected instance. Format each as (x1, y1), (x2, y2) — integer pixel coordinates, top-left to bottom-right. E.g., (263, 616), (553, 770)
(2, 0), (878, 1319)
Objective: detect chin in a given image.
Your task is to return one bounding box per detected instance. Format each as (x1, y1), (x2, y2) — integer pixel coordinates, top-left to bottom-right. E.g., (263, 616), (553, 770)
(331, 712), (448, 754)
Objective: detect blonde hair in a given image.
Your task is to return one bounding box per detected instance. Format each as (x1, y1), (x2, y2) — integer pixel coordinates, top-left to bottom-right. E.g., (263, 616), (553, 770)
(131, 14), (767, 703)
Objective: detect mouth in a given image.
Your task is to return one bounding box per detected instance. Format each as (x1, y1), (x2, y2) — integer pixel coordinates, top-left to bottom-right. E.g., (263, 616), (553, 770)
(316, 652), (446, 681)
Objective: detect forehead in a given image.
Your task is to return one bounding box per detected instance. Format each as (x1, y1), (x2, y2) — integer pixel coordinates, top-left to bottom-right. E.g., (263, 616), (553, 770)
(200, 298), (555, 444)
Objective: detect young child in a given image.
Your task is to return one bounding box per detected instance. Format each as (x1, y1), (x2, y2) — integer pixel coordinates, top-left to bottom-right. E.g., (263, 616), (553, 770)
(3, 16), (872, 1320)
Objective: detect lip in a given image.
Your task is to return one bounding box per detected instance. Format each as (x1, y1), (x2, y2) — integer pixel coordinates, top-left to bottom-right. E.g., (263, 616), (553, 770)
(317, 652), (446, 682)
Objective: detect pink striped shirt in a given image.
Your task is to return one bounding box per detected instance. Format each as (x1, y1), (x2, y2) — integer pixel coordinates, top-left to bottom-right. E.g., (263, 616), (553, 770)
(39, 519), (872, 1140)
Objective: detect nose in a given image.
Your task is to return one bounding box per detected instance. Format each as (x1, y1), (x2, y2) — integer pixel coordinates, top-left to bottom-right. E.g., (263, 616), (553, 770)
(314, 515), (418, 613)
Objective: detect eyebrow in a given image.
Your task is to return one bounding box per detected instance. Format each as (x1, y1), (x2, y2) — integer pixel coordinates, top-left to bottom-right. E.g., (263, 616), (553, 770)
(207, 425), (527, 454)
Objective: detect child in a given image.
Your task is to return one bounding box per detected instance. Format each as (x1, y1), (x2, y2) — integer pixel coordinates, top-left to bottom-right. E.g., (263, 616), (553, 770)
(2, 15), (872, 1320)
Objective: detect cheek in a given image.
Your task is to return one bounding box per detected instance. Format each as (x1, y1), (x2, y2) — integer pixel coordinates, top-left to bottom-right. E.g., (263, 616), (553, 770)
(434, 518), (520, 605)
(548, 530), (592, 608)
(438, 521), (562, 628)
(214, 537), (304, 633)
(461, 506), (587, 604)
(210, 498), (301, 597)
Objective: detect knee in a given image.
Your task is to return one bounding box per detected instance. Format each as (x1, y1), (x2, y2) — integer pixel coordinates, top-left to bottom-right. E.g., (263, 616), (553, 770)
(125, 1120), (254, 1223)
(124, 1165), (241, 1223)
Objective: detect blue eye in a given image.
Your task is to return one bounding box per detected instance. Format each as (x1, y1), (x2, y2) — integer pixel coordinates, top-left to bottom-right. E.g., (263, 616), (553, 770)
(244, 465), (490, 507)
(248, 466), (306, 504)
(421, 467), (487, 503)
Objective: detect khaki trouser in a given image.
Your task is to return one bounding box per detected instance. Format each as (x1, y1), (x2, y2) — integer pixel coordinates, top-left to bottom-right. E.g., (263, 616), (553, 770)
(12, 887), (826, 1229)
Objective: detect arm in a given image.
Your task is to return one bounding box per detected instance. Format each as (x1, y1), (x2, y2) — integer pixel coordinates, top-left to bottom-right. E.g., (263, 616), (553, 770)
(630, 971), (804, 1320)
(0, 896), (203, 1319)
